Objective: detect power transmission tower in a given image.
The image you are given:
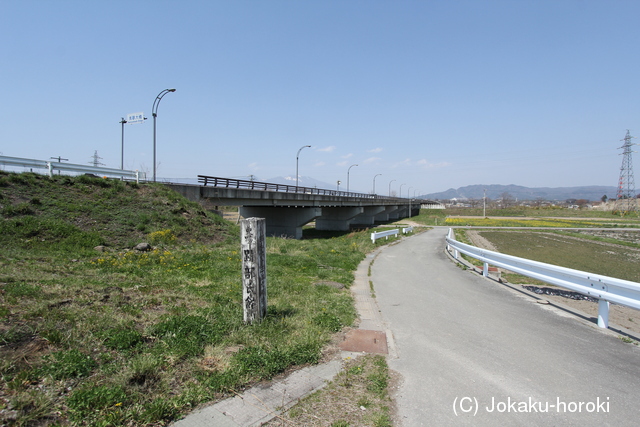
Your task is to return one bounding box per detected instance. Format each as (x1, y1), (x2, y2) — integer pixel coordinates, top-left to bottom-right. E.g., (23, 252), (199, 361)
(89, 150), (105, 168)
(616, 130), (637, 213)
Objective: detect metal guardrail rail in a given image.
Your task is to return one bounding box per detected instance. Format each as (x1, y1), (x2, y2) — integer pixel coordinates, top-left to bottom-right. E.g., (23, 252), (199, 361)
(371, 229), (400, 242)
(370, 226), (414, 243)
(197, 174), (408, 201)
(0, 155), (143, 182)
(445, 228), (640, 329)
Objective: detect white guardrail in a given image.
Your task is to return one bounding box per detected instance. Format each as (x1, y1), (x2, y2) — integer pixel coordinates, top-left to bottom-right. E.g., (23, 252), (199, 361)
(445, 228), (640, 329)
(0, 155), (144, 182)
(371, 226), (413, 243)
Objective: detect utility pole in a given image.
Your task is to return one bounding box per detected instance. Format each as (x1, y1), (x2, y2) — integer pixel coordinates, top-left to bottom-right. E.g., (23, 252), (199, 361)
(617, 130), (637, 213)
(50, 156), (68, 175)
(483, 189), (487, 218)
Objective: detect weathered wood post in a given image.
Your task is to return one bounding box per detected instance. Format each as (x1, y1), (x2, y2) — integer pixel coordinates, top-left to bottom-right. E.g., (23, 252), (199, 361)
(241, 217), (267, 324)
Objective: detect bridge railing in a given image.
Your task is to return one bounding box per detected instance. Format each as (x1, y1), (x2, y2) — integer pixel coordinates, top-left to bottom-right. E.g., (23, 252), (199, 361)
(445, 228), (640, 330)
(1, 155), (143, 182)
(198, 174), (404, 200)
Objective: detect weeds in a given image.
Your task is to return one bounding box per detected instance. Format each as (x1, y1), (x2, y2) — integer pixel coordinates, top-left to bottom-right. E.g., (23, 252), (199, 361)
(0, 172), (379, 425)
(266, 354), (394, 427)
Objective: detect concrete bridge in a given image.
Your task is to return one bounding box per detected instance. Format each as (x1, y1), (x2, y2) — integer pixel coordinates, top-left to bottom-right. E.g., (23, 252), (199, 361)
(167, 175), (442, 238)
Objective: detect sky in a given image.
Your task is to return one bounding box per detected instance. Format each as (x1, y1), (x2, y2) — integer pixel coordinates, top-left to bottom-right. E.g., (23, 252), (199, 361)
(1, 0), (640, 196)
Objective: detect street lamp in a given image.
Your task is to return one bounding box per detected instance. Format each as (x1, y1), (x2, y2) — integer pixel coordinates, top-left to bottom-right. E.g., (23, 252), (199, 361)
(388, 179), (396, 197)
(400, 183), (406, 198)
(119, 117), (127, 170)
(347, 164), (358, 193)
(152, 88), (176, 182)
(372, 173), (382, 194)
(296, 145), (311, 190)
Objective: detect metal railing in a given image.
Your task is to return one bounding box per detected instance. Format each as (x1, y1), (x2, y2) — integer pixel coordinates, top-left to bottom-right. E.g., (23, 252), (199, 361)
(371, 229), (400, 242)
(198, 174), (407, 201)
(0, 155), (143, 182)
(445, 228), (640, 329)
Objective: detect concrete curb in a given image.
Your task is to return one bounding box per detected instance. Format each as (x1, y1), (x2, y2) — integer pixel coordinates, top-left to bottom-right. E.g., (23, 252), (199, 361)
(171, 357), (349, 427)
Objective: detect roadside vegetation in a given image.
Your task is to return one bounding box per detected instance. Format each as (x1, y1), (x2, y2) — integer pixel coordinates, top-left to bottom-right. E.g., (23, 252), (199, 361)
(0, 171), (401, 426)
(467, 230), (640, 283)
(265, 354), (394, 427)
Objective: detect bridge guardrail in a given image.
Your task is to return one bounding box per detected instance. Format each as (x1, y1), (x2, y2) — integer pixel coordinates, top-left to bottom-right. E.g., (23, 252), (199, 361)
(198, 174), (405, 201)
(1, 155), (143, 182)
(445, 228), (640, 329)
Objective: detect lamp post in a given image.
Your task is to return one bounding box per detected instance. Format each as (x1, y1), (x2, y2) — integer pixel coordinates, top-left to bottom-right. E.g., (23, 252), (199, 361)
(388, 179), (396, 197)
(400, 183), (406, 198)
(347, 164), (358, 193)
(296, 145), (311, 190)
(408, 187), (413, 217)
(119, 117), (127, 170)
(483, 189), (487, 218)
(372, 173), (382, 194)
(152, 88), (176, 182)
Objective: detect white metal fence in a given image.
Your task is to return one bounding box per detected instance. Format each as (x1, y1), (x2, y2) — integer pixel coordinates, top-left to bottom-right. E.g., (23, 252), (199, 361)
(371, 228), (399, 242)
(371, 226), (414, 243)
(446, 228), (640, 329)
(0, 155), (144, 182)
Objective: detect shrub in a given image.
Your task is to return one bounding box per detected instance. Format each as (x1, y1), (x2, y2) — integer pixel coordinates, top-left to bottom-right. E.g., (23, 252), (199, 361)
(148, 229), (177, 245)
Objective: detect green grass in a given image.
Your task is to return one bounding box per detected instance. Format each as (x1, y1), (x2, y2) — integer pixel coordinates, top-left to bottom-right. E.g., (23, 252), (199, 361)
(444, 205), (640, 219)
(0, 171), (409, 426)
(476, 230), (640, 283)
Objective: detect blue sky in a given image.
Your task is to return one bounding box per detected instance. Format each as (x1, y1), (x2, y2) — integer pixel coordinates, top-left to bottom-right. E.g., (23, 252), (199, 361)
(1, 0), (639, 196)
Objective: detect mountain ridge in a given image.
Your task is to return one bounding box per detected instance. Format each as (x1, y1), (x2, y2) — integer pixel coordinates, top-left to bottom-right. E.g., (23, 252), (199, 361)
(421, 184), (619, 201)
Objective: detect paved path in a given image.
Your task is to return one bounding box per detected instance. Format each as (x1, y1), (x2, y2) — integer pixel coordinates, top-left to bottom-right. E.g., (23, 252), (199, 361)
(372, 227), (640, 426)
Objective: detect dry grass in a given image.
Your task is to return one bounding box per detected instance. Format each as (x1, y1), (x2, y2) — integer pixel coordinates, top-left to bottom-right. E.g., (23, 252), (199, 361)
(264, 354), (395, 427)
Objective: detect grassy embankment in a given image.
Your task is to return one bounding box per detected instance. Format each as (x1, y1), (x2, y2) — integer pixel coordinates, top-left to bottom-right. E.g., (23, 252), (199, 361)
(0, 171), (401, 426)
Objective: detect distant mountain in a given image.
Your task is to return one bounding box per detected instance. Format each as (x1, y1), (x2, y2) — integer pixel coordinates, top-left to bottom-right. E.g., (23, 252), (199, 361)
(421, 184), (619, 202)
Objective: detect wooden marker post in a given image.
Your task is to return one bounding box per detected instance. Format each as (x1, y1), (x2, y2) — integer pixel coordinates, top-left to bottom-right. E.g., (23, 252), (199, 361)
(241, 217), (267, 324)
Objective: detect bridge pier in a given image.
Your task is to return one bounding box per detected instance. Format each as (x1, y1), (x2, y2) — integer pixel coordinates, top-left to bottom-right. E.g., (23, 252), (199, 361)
(316, 207), (364, 231)
(375, 205), (400, 222)
(396, 206), (409, 219)
(351, 206), (386, 226)
(239, 206), (321, 239)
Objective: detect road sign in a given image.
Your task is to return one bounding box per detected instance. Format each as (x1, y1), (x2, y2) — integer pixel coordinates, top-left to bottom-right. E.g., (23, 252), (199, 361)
(127, 112), (145, 124)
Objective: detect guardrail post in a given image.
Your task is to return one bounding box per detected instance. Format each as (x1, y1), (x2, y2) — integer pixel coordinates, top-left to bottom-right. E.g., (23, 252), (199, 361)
(47, 162), (53, 178)
(241, 218), (267, 324)
(483, 262), (489, 277)
(597, 299), (610, 329)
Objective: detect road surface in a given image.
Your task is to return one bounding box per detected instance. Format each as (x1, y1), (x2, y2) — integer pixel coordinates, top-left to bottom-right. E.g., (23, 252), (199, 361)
(371, 227), (640, 426)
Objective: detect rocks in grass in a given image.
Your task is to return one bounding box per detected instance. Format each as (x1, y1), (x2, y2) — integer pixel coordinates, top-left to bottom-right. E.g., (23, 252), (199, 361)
(134, 242), (153, 252)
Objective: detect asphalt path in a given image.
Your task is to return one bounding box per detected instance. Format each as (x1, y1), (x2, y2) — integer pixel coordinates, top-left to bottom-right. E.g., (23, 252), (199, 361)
(371, 227), (640, 426)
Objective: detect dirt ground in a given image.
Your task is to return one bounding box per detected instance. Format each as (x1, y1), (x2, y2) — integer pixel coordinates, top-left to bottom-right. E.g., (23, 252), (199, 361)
(465, 230), (640, 338)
